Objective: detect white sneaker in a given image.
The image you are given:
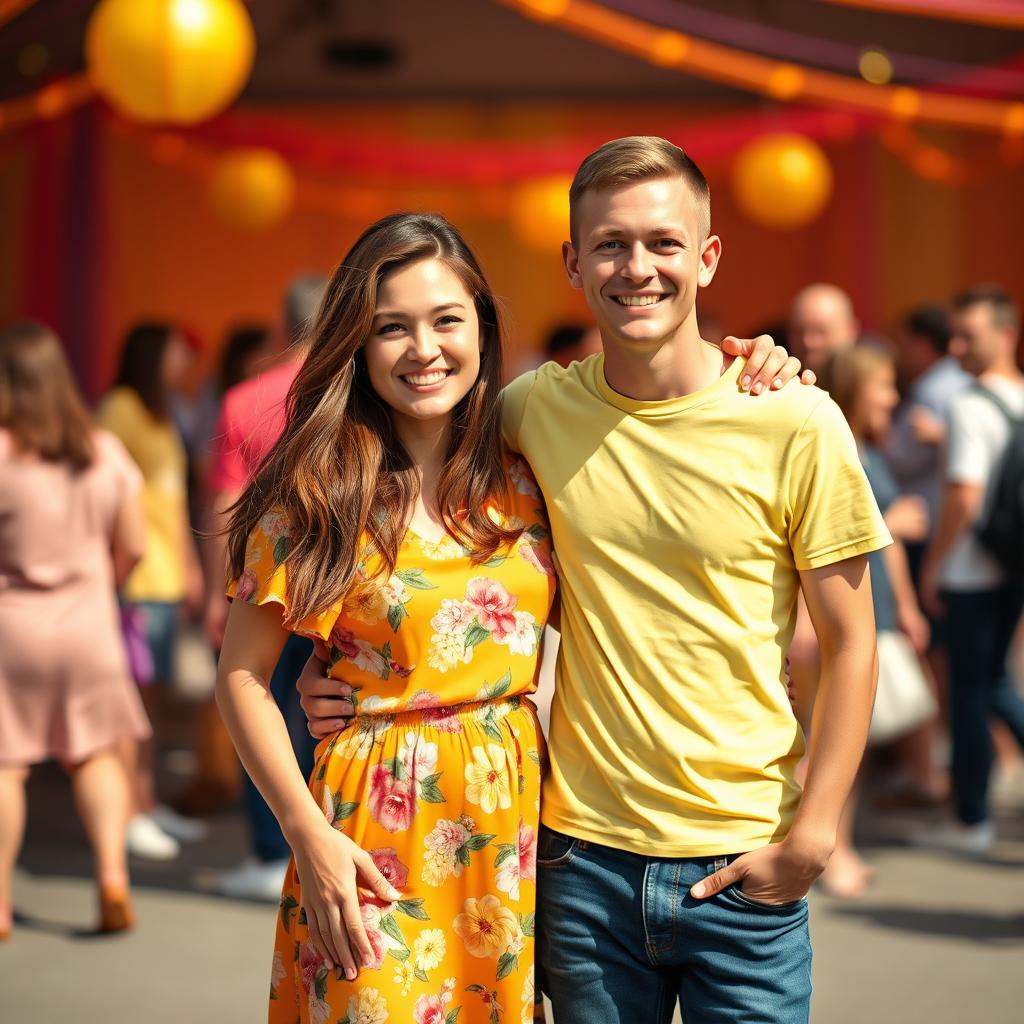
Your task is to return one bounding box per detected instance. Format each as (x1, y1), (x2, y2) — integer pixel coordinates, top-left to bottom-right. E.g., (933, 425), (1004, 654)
(911, 819), (995, 858)
(126, 813), (181, 860)
(150, 803), (209, 843)
(212, 858), (288, 902)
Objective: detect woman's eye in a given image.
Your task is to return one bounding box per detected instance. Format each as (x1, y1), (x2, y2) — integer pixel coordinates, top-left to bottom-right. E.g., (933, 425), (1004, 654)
(378, 322), (405, 335)
(436, 316), (463, 328)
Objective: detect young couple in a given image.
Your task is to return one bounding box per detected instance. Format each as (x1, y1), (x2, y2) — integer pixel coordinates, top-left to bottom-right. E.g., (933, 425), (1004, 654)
(216, 137), (889, 1024)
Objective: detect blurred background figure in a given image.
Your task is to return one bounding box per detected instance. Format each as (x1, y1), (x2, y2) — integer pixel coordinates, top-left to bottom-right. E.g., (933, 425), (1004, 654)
(0, 322), (150, 936)
(98, 323), (207, 860)
(173, 322), (273, 818)
(918, 285), (1024, 857)
(788, 282), (859, 375)
(202, 273), (326, 901)
(812, 343), (935, 898)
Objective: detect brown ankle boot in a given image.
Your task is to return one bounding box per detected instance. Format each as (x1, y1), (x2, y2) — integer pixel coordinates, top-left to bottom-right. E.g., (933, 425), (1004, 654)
(98, 885), (135, 933)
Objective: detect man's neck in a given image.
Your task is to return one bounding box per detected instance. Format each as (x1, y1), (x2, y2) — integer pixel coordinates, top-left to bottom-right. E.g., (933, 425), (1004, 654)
(978, 359), (1024, 386)
(601, 325), (727, 402)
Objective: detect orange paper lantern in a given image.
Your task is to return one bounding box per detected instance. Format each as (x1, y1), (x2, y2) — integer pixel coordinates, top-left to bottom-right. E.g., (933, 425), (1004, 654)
(510, 175), (573, 252)
(731, 134), (833, 230)
(86, 0), (255, 124)
(208, 149), (295, 230)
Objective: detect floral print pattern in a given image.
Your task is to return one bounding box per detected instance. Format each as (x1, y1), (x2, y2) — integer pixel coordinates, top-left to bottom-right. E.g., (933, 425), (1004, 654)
(229, 459), (554, 1024)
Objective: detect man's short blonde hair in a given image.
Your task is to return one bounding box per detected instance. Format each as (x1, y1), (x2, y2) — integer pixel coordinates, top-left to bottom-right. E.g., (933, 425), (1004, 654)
(568, 136), (711, 246)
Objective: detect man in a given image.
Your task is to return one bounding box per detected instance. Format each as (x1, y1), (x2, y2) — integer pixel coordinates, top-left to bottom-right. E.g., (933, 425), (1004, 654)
(918, 285), (1024, 857)
(204, 273), (327, 900)
(885, 305), (970, 564)
(302, 138), (886, 1023)
(788, 281), (859, 375)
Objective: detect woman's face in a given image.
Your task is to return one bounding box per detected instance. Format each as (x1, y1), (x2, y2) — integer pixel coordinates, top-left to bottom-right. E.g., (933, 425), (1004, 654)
(364, 257), (482, 428)
(161, 332), (193, 393)
(858, 361), (899, 442)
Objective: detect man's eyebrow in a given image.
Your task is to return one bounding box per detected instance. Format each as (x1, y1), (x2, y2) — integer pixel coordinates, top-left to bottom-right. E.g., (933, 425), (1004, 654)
(373, 302), (466, 318)
(589, 225), (688, 238)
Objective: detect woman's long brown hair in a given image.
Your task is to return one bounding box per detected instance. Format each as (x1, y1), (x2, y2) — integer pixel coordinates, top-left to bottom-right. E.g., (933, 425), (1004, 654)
(819, 343), (893, 443)
(0, 322), (95, 469)
(226, 213), (520, 627)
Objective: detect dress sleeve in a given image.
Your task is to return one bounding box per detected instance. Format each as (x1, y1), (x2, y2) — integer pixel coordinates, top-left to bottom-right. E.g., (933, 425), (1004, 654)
(225, 510), (340, 640)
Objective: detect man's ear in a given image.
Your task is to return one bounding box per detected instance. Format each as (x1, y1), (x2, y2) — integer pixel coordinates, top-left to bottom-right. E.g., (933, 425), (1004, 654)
(563, 240), (583, 290)
(697, 234), (722, 289)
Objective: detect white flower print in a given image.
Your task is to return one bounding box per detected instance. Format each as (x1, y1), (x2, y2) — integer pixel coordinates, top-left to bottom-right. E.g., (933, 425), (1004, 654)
(413, 928), (447, 972)
(429, 598), (474, 636)
(427, 631), (473, 672)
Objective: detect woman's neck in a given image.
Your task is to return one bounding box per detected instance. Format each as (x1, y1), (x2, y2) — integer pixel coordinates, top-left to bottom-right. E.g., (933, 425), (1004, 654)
(392, 414), (452, 495)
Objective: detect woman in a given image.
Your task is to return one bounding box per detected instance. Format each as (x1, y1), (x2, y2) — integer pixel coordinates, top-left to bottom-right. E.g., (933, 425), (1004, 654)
(216, 213), (807, 1023)
(0, 322), (151, 936)
(816, 343), (935, 898)
(99, 323), (206, 859)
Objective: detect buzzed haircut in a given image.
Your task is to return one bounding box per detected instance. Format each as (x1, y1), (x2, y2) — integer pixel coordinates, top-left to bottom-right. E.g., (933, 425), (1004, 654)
(903, 305), (951, 355)
(284, 273), (328, 345)
(569, 136), (711, 246)
(952, 284), (1020, 335)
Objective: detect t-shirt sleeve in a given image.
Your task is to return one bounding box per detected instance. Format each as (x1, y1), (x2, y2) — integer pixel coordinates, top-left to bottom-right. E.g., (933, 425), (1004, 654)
(225, 510), (339, 640)
(500, 371), (538, 453)
(96, 391), (142, 460)
(945, 392), (998, 485)
(208, 394), (250, 494)
(97, 430), (143, 503)
(785, 395), (892, 570)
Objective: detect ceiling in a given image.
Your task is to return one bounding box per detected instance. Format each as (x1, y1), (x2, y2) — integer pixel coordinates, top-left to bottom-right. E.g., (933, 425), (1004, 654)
(0, 0), (1020, 105)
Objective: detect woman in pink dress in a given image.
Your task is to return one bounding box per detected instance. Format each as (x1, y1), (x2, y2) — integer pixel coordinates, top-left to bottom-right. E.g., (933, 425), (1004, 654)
(0, 322), (151, 937)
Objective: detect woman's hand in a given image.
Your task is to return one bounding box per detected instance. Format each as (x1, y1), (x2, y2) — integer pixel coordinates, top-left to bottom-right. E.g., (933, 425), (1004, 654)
(297, 643), (356, 738)
(897, 601), (931, 654)
(884, 495), (929, 543)
(720, 335), (816, 394)
(292, 822), (402, 979)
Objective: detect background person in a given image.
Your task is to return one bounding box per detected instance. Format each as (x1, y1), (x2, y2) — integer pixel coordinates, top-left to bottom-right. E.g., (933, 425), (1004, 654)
(98, 323), (207, 860)
(0, 322), (150, 936)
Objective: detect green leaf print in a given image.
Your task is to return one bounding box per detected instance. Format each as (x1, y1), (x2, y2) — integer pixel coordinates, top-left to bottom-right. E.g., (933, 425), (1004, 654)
(418, 771), (445, 803)
(298, 907), (308, 926)
(388, 948), (410, 962)
(383, 756), (408, 782)
(495, 951), (518, 982)
(445, 1009), (461, 1024)
(482, 555), (507, 568)
(333, 797), (359, 821)
(387, 603), (408, 634)
(379, 913), (406, 946)
(272, 535), (291, 565)
(464, 623), (490, 648)
(415, 968), (430, 983)
(457, 845), (471, 869)
(395, 898), (430, 920)
(533, 623), (544, 645)
(314, 966), (329, 1001)
(518, 773), (526, 795)
(465, 833), (496, 851)
(482, 670), (512, 700)
(279, 893), (298, 931)
(494, 843), (517, 868)
(520, 911), (536, 938)
(483, 719), (503, 743)
(527, 748), (541, 765)
(395, 568), (438, 590)
(525, 523), (547, 541)
(466, 985), (485, 994)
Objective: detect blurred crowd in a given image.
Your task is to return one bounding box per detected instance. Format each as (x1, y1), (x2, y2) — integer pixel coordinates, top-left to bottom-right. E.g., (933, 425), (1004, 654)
(1, 275), (1022, 935)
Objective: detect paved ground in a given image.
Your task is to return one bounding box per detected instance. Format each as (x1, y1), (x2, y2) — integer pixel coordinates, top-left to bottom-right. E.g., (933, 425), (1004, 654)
(5, 724), (1024, 1023)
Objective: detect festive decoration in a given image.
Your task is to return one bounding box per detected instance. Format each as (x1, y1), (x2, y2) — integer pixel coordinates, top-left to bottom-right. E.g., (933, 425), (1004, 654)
(510, 175), (573, 250)
(818, 0), (1024, 28)
(85, 0), (255, 124)
(0, 0), (36, 28)
(498, 0), (1024, 133)
(0, 74), (94, 133)
(731, 134), (833, 229)
(207, 148), (295, 229)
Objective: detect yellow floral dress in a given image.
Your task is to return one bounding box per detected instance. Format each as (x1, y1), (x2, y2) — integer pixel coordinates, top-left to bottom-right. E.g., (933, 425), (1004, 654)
(229, 458), (555, 1024)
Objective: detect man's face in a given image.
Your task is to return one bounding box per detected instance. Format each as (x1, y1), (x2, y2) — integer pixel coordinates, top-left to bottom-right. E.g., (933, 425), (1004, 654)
(949, 303), (1009, 376)
(788, 292), (858, 375)
(563, 177), (720, 353)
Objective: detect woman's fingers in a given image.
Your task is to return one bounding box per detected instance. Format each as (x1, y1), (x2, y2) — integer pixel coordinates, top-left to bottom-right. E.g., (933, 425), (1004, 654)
(305, 904), (336, 970)
(324, 901), (360, 981)
(341, 891), (375, 969)
(355, 850), (403, 903)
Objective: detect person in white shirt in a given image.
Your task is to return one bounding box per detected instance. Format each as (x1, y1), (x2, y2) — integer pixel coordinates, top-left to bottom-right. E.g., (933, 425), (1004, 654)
(919, 285), (1024, 856)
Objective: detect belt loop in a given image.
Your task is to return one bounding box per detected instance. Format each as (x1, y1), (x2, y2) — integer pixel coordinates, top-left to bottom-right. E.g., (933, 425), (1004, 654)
(713, 856), (729, 873)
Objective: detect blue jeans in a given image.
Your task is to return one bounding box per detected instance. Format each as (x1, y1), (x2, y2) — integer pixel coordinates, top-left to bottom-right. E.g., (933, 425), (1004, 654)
(243, 634), (318, 862)
(537, 827), (812, 1024)
(943, 585), (1024, 825)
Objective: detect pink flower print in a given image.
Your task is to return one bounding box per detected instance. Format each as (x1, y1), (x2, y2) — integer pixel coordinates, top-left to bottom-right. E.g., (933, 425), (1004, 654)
(367, 764), (417, 833)
(430, 599), (474, 636)
(360, 905), (387, 969)
(389, 660), (413, 678)
(509, 458), (541, 498)
(362, 846), (409, 909)
(413, 994), (447, 1024)
(519, 538), (555, 577)
(235, 568), (258, 603)
(409, 691), (464, 733)
(465, 577), (517, 640)
(329, 623), (360, 659)
(519, 819), (537, 882)
(298, 941), (328, 994)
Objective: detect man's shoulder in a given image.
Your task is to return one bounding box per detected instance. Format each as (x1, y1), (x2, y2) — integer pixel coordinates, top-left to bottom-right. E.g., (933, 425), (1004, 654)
(738, 378), (833, 437)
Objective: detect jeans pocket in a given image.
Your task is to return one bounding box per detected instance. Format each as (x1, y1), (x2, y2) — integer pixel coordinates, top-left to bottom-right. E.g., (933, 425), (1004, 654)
(536, 825), (578, 868)
(728, 885), (806, 912)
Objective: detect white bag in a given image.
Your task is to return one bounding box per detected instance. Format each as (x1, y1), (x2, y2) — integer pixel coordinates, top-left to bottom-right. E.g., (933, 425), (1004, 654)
(868, 630), (937, 745)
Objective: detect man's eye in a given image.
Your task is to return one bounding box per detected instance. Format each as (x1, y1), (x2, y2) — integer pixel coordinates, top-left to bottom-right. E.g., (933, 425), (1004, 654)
(598, 240), (622, 251)
(653, 238), (681, 249)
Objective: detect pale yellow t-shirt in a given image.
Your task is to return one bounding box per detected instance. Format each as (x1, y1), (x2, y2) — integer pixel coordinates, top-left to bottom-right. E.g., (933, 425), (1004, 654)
(502, 353), (891, 856)
(98, 387), (187, 603)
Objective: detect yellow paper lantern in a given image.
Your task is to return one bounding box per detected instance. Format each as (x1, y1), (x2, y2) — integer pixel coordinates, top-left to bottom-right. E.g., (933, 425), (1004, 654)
(510, 175), (573, 252)
(86, 0), (255, 124)
(731, 134), (833, 230)
(208, 149), (295, 230)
